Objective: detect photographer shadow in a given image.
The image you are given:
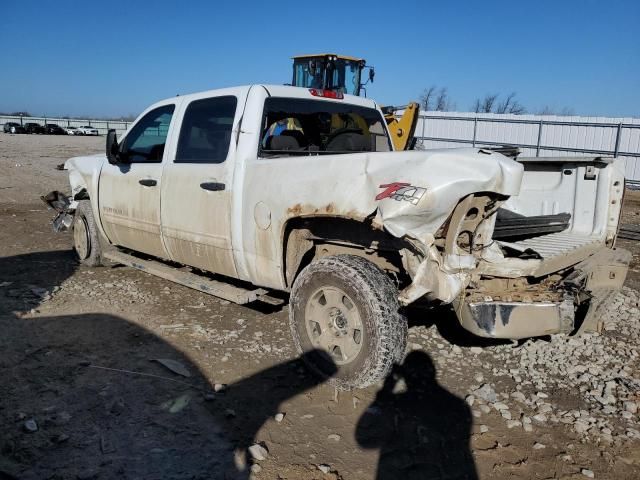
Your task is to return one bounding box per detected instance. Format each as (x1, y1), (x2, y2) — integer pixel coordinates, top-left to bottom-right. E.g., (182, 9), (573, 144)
(356, 351), (478, 480)
(0, 250), (336, 480)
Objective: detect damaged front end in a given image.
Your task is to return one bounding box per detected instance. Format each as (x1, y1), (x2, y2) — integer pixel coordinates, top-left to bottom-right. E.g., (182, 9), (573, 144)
(41, 190), (77, 232)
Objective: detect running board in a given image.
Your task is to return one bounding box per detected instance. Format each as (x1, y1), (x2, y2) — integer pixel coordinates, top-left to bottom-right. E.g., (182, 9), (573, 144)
(103, 250), (282, 305)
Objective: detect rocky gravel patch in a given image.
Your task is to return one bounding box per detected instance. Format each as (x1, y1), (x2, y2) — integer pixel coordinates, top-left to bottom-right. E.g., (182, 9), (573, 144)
(409, 287), (640, 449)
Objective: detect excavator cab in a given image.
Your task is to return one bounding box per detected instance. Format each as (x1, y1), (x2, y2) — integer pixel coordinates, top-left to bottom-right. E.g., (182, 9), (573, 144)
(291, 53), (418, 151)
(291, 54), (373, 96)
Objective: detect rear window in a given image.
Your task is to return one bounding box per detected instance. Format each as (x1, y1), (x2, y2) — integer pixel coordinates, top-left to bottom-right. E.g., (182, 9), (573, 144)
(260, 97), (391, 156)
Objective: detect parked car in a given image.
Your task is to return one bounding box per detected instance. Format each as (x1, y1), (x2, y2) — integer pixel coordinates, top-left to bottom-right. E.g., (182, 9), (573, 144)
(64, 126), (80, 135)
(45, 84), (630, 389)
(44, 124), (66, 135)
(3, 122), (26, 134)
(24, 122), (45, 134)
(76, 125), (99, 135)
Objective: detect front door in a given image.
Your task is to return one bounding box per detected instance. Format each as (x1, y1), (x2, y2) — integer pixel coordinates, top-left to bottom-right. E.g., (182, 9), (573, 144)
(98, 104), (176, 258)
(160, 94), (239, 277)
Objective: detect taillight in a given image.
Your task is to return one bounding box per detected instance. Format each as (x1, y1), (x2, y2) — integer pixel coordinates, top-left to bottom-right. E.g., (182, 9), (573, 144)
(309, 88), (343, 99)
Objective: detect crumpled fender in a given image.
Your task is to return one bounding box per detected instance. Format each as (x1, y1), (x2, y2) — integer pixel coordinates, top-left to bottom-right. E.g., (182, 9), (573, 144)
(64, 154), (104, 199)
(363, 148), (523, 305)
(369, 148), (523, 243)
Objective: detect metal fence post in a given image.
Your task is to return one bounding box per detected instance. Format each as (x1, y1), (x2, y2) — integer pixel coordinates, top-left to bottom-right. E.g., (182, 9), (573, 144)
(472, 117), (478, 147)
(614, 123), (622, 157)
(536, 119), (543, 156)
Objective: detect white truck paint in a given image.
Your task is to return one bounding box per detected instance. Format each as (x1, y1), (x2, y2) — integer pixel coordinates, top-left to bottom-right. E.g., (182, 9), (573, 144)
(50, 84), (630, 388)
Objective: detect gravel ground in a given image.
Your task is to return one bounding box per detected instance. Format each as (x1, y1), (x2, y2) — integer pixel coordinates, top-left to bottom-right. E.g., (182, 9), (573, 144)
(1, 133), (639, 479)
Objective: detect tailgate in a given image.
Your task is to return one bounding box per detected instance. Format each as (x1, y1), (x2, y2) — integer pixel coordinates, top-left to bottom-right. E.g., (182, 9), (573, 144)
(501, 156), (626, 247)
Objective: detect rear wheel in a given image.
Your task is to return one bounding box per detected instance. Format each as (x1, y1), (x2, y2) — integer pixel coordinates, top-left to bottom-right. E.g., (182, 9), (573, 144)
(73, 200), (103, 267)
(289, 254), (407, 389)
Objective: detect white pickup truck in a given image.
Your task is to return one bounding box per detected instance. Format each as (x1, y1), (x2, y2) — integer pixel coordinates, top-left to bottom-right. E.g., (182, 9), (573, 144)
(44, 85), (630, 389)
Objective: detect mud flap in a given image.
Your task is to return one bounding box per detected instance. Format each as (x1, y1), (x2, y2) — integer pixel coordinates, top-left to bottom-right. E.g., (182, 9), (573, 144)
(41, 190), (77, 232)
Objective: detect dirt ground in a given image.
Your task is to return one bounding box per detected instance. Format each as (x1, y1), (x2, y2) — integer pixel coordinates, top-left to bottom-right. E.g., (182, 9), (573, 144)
(1, 133), (639, 480)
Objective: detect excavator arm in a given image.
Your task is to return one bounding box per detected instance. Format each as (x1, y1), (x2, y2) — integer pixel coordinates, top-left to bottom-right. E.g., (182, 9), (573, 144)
(383, 102), (420, 151)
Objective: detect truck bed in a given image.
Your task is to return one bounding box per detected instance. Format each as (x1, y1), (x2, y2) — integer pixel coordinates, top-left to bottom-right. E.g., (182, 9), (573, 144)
(504, 232), (602, 276)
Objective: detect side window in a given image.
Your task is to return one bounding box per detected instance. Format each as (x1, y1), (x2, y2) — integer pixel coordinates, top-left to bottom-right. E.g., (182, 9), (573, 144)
(175, 96), (237, 164)
(121, 105), (175, 163)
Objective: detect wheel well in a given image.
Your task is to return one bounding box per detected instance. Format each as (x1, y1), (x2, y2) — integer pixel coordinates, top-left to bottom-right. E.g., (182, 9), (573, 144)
(283, 216), (414, 288)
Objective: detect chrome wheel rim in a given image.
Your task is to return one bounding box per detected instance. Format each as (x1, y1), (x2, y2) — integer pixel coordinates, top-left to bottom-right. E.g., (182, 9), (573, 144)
(74, 216), (90, 260)
(305, 286), (363, 365)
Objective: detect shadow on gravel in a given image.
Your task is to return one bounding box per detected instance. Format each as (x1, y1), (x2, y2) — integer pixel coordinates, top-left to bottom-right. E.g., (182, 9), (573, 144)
(406, 304), (510, 348)
(356, 351), (478, 480)
(0, 251), (336, 479)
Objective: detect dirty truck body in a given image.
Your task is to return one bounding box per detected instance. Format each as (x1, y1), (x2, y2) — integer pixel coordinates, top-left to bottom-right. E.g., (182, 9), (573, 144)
(52, 84), (630, 388)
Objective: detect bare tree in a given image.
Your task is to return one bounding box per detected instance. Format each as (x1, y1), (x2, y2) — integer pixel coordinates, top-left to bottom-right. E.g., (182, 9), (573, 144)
(435, 87), (449, 111)
(538, 105), (555, 115)
(420, 86), (437, 111)
(420, 86), (454, 112)
(560, 106), (575, 116)
(472, 93), (526, 114)
(472, 94), (499, 113)
(537, 106), (575, 116)
(495, 92), (526, 114)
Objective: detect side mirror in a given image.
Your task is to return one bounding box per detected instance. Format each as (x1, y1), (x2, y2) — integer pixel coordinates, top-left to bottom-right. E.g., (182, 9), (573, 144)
(369, 68), (375, 83)
(106, 129), (119, 164)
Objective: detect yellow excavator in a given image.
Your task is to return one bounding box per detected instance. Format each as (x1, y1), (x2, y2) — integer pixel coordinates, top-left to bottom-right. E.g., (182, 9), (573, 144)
(291, 53), (419, 151)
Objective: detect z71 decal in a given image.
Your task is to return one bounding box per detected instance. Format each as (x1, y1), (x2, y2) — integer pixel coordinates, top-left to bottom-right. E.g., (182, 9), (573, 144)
(375, 182), (427, 205)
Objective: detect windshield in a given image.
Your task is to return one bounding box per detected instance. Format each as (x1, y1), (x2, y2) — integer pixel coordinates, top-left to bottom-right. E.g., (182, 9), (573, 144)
(293, 58), (363, 96)
(260, 97), (391, 156)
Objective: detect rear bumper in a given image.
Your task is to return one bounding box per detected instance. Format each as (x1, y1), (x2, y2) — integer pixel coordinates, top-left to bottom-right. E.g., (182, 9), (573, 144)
(457, 297), (574, 339)
(455, 247), (631, 339)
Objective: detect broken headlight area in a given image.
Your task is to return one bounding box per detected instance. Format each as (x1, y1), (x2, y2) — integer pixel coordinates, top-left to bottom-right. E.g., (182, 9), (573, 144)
(41, 190), (77, 232)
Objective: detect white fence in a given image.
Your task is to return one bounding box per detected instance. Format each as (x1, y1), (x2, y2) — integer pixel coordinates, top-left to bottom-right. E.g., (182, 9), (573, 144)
(413, 111), (640, 183)
(3, 111), (640, 182)
(0, 115), (130, 135)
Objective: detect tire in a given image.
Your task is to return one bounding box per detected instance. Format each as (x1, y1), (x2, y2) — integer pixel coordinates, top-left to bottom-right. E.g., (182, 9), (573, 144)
(73, 200), (103, 267)
(289, 254), (407, 389)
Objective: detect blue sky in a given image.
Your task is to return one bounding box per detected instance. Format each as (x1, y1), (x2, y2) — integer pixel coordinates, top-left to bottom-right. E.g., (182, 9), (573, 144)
(1, 0), (638, 118)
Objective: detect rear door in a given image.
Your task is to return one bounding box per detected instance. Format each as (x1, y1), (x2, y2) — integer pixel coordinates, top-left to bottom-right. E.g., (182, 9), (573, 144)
(160, 93), (240, 277)
(98, 103), (176, 258)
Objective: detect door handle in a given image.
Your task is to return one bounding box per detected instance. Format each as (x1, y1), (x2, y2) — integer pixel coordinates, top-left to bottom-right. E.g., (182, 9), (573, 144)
(200, 182), (225, 191)
(139, 179), (157, 187)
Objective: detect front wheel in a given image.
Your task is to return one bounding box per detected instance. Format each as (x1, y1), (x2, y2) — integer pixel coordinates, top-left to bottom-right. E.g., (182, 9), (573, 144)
(289, 254), (407, 389)
(73, 200), (103, 267)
